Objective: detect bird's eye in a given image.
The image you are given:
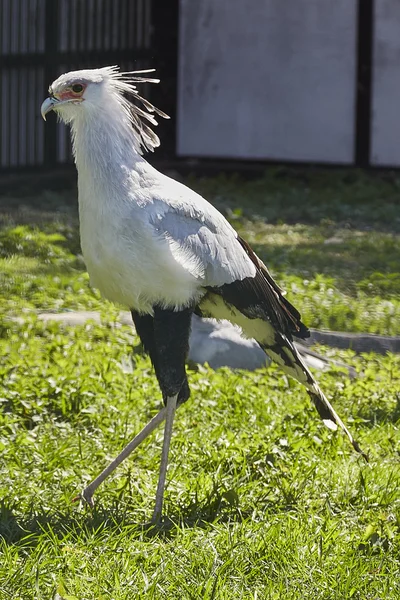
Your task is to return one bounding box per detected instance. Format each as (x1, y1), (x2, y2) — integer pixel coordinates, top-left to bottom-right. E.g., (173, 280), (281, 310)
(71, 84), (84, 94)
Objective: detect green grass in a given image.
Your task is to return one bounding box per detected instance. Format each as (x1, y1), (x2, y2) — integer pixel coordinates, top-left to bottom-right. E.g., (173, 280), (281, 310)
(0, 168), (400, 598)
(0, 319), (399, 598)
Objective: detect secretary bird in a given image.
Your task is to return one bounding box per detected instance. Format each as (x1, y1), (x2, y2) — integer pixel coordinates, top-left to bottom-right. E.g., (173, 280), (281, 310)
(41, 66), (367, 522)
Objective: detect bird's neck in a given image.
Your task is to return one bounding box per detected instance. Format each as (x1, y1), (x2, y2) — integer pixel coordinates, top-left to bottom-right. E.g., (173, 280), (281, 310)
(70, 105), (147, 197)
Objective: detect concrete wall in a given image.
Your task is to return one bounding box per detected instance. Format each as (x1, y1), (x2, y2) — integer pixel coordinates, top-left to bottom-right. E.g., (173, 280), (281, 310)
(371, 0), (400, 166)
(178, 0), (358, 164)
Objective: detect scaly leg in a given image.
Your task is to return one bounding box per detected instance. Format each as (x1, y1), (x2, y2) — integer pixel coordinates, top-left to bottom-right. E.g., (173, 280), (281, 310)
(151, 394), (178, 523)
(77, 407), (167, 506)
(77, 306), (192, 513)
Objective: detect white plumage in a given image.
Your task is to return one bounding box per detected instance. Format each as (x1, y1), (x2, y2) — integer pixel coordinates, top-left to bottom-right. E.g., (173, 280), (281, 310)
(41, 66), (367, 523)
(80, 170), (257, 313)
(49, 68), (256, 314)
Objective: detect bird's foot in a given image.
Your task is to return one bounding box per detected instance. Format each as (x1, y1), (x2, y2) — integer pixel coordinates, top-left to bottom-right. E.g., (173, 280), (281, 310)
(141, 513), (173, 534)
(151, 509), (162, 525)
(72, 487), (95, 508)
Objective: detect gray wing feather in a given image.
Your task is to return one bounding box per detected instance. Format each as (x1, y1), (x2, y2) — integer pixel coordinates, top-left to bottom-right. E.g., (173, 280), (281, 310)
(150, 203), (256, 287)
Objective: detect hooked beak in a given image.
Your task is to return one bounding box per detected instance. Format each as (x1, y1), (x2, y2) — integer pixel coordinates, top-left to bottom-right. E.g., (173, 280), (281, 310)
(41, 97), (58, 121)
(41, 96), (82, 120)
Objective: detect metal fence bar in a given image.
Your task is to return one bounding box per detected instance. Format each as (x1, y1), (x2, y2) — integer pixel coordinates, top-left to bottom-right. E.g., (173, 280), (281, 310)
(150, 0), (179, 158)
(44, 0), (58, 168)
(355, 0), (374, 166)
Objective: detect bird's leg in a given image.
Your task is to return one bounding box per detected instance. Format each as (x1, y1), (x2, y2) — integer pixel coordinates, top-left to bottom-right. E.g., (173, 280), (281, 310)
(149, 306), (193, 523)
(131, 311), (157, 365)
(77, 407), (167, 506)
(78, 312), (159, 506)
(151, 393), (178, 523)
(77, 308), (192, 513)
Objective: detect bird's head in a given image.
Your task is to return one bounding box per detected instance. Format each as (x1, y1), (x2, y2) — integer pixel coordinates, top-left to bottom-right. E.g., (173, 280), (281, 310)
(40, 68), (106, 123)
(41, 66), (169, 152)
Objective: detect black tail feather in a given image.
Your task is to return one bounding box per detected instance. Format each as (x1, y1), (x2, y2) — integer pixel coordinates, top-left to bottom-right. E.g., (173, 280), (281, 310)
(200, 230), (368, 462)
(261, 337), (369, 462)
(308, 389), (368, 462)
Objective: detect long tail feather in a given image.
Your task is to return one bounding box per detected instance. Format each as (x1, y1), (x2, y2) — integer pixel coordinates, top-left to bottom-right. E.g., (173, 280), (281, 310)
(261, 335), (368, 462)
(200, 281), (368, 461)
(307, 386), (368, 460)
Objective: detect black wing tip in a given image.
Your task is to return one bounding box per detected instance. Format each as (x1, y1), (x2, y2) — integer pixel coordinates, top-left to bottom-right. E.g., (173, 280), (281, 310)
(294, 321), (310, 340)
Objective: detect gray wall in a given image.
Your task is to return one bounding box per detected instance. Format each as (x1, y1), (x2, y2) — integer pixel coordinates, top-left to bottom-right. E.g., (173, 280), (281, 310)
(371, 0), (400, 167)
(178, 0), (358, 164)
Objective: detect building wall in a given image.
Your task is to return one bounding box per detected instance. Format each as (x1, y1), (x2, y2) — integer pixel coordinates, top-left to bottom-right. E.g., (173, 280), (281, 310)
(371, 0), (400, 166)
(178, 0), (358, 164)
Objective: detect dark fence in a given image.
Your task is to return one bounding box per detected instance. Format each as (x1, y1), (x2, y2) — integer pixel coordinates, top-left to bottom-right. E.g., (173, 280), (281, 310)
(0, 0), (178, 172)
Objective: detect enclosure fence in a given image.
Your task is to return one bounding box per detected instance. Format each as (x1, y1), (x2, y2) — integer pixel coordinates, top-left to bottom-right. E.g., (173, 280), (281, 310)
(0, 0), (178, 172)
(1, 0), (392, 171)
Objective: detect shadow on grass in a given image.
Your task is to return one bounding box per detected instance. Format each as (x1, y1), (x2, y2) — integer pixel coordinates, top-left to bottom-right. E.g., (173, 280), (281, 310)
(0, 483), (327, 549)
(0, 500), (159, 547)
(0, 495), (246, 548)
(0, 472), (282, 546)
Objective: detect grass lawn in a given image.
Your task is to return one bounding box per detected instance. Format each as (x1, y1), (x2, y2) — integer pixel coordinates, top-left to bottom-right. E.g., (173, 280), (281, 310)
(0, 168), (399, 598)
